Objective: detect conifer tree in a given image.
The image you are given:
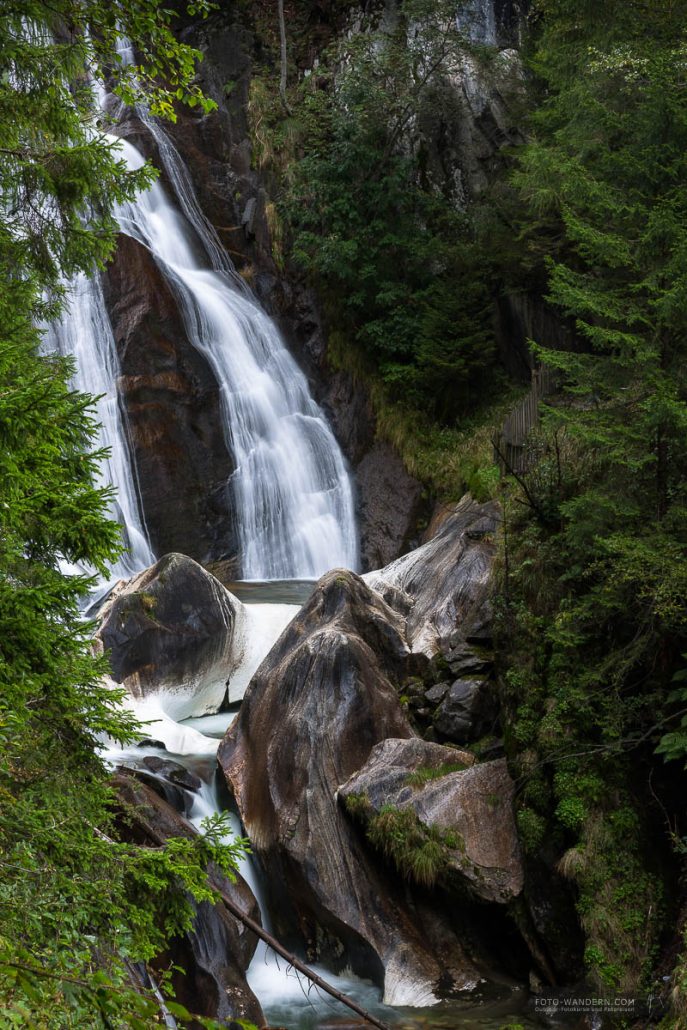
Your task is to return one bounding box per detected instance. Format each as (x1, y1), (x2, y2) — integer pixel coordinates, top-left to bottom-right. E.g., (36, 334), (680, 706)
(0, 4), (246, 1025)
(502, 0), (687, 991)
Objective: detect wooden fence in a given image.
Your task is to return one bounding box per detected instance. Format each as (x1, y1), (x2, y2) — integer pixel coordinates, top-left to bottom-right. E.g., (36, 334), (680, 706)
(493, 365), (556, 475)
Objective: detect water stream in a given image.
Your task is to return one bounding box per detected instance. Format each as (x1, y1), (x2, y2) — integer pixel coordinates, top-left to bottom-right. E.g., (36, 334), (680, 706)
(42, 272), (155, 590)
(102, 581), (537, 1030)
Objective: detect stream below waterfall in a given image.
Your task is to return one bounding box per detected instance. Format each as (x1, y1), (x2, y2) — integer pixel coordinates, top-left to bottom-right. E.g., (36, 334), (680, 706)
(103, 582), (538, 1030)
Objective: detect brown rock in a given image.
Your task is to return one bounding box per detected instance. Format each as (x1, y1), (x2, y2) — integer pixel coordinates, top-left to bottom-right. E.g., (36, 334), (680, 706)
(218, 570), (483, 1006)
(103, 232), (237, 565)
(339, 740), (523, 904)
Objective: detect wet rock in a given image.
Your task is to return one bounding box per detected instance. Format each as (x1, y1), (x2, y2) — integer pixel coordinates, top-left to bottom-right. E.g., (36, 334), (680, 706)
(140, 756), (203, 792)
(103, 233), (237, 565)
(116, 756), (204, 815)
(112, 771), (264, 1028)
(219, 569), (483, 1006)
(117, 764), (191, 816)
(339, 740), (523, 904)
(96, 554), (244, 719)
(366, 495), (499, 657)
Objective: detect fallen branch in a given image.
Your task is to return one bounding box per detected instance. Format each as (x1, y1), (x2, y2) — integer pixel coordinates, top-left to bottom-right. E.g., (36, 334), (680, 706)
(136, 810), (392, 1030)
(216, 884), (393, 1030)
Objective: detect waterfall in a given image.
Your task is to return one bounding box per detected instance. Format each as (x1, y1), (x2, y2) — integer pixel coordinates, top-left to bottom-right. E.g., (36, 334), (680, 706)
(45, 30), (358, 585)
(42, 273), (155, 586)
(112, 135), (358, 580)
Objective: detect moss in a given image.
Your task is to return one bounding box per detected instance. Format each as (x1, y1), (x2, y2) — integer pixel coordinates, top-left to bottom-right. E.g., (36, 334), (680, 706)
(405, 761), (468, 788)
(137, 591), (157, 614)
(364, 804), (461, 889)
(342, 792), (372, 820)
(328, 355), (525, 500)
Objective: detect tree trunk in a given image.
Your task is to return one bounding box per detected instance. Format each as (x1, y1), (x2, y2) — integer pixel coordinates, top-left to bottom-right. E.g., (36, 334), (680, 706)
(278, 0), (291, 115)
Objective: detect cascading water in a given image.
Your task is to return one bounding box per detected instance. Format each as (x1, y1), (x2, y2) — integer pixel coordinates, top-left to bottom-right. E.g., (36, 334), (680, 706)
(42, 272), (154, 586)
(112, 134), (358, 580)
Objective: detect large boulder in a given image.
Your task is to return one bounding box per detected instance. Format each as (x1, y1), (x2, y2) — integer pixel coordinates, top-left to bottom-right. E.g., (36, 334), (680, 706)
(219, 570), (485, 1006)
(112, 771), (264, 1028)
(339, 739), (523, 905)
(103, 232), (238, 567)
(366, 495), (499, 657)
(96, 554), (244, 719)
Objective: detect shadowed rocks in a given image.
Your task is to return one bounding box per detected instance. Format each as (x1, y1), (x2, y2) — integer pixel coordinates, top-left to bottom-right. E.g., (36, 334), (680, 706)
(339, 739), (523, 904)
(112, 771), (264, 1028)
(96, 553), (244, 719)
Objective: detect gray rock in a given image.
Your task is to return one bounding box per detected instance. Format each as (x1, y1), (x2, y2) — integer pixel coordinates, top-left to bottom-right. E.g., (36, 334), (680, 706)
(433, 677), (496, 744)
(425, 681), (451, 704)
(339, 739), (522, 904)
(446, 648), (492, 678)
(366, 495), (499, 657)
(96, 554), (245, 719)
(355, 441), (425, 571)
(219, 569), (482, 1006)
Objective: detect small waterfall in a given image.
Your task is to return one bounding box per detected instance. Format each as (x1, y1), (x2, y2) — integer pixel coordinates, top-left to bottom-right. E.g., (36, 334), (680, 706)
(112, 135), (358, 580)
(43, 272), (154, 586)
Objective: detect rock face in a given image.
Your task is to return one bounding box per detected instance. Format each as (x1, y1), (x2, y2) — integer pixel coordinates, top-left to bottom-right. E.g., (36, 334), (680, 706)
(116, 754), (204, 817)
(367, 495), (499, 656)
(219, 569), (484, 1006)
(355, 441), (425, 569)
(103, 233), (238, 567)
(112, 771), (264, 1028)
(339, 739), (523, 904)
(432, 676), (497, 744)
(97, 554), (244, 719)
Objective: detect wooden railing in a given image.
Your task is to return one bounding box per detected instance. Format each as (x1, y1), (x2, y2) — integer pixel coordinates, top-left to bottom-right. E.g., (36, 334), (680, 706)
(493, 365), (556, 475)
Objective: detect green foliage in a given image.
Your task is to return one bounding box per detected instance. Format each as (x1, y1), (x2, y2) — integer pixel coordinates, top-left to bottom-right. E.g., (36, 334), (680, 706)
(655, 659), (687, 764)
(496, 0), (687, 994)
(0, 0), (216, 305)
(279, 0), (499, 425)
(342, 792), (373, 820)
(363, 804), (461, 889)
(0, 3), (249, 1026)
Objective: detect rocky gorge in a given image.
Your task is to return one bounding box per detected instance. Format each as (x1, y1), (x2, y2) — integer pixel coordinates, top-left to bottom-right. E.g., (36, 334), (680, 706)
(98, 497), (566, 1026)
(26, 0), (686, 1024)
(75, 1), (582, 1024)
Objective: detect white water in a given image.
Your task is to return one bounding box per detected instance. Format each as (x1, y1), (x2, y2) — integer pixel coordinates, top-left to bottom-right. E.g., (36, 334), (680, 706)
(111, 134), (357, 580)
(42, 273), (154, 588)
